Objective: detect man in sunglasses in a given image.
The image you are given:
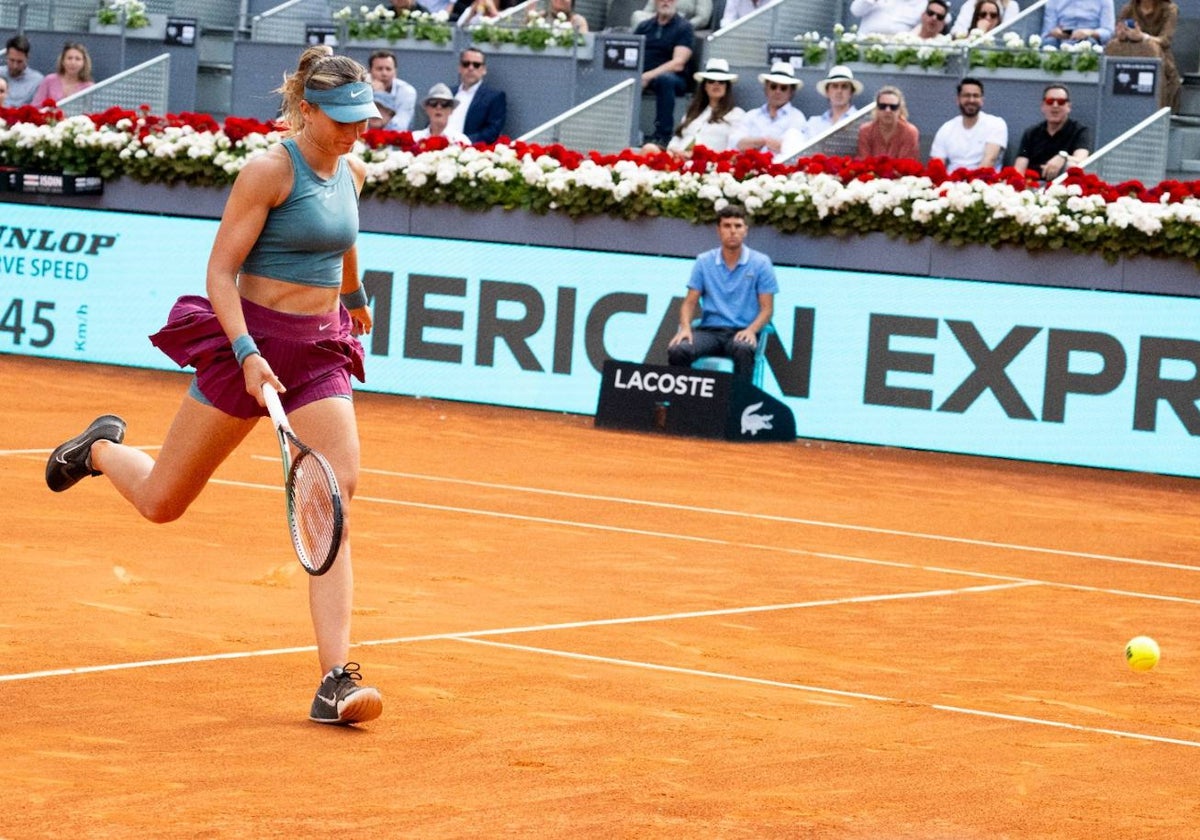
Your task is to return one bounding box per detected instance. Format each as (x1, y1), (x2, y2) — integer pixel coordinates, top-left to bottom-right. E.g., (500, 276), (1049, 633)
(913, 0), (950, 38)
(849, 0), (932, 36)
(1012, 84), (1091, 180)
(729, 61), (808, 161)
(447, 48), (507, 144)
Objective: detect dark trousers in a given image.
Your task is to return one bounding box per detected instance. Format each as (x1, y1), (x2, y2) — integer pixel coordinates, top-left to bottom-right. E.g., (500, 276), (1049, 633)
(647, 72), (686, 142)
(667, 326), (757, 381)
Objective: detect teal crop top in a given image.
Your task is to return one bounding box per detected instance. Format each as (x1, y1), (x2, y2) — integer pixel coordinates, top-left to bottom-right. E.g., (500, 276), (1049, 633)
(240, 138), (359, 288)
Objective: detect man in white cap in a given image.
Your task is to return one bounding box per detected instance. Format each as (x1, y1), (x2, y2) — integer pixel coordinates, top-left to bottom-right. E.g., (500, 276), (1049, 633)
(728, 61), (807, 161)
(805, 64), (862, 139)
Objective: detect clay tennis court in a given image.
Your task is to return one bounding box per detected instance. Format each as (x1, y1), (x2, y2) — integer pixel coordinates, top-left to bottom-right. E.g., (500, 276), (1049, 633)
(4, 353), (1199, 838)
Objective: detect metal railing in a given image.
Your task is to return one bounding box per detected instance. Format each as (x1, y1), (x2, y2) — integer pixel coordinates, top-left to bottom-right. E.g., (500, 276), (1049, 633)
(251, 0), (338, 43)
(519, 78), (637, 153)
(1053, 107), (1172, 187)
(57, 53), (172, 117)
(707, 0), (844, 67)
(781, 103), (874, 163)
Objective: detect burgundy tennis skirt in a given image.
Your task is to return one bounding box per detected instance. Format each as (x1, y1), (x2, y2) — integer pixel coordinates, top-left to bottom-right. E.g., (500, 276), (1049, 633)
(149, 295), (366, 419)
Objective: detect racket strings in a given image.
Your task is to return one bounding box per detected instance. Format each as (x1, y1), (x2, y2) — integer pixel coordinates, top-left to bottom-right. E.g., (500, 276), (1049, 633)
(289, 453), (341, 571)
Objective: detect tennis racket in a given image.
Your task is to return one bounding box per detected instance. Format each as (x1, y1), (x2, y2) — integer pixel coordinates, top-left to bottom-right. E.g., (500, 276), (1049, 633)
(261, 384), (344, 576)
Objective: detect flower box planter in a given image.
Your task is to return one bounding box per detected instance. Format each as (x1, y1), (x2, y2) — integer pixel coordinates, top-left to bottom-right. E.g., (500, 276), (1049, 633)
(344, 37), (455, 51)
(472, 33), (595, 59)
(967, 66), (1099, 82)
(841, 58), (959, 76)
(88, 12), (169, 40)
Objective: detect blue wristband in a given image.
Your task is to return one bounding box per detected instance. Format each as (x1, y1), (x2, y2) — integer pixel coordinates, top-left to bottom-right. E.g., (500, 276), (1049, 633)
(232, 334), (260, 366)
(340, 286), (369, 310)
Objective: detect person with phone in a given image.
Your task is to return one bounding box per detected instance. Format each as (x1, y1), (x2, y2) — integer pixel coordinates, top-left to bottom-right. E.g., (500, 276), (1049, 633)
(1107, 0), (1179, 111)
(1041, 0), (1116, 46)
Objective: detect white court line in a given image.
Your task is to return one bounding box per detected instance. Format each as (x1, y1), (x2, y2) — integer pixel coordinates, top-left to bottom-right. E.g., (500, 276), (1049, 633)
(205, 477), (1200, 607)
(348, 467), (1200, 574)
(456, 637), (1200, 750)
(0, 581), (1031, 683)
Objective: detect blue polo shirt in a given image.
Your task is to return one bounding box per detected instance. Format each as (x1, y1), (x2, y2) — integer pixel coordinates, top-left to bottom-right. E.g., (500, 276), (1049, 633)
(689, 245), (778, 328)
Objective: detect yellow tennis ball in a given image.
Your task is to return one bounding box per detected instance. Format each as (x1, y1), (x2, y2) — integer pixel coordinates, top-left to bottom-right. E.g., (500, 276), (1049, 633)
(1125, 636), (1160, 672)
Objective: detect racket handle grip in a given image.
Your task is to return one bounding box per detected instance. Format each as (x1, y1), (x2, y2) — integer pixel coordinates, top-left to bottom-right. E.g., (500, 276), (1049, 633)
(261, 383), (289, 429)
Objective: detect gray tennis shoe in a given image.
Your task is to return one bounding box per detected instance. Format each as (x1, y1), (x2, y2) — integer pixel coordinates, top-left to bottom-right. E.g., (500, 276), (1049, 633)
(309, 662), (383, 725)
(45, 414), (126, 492)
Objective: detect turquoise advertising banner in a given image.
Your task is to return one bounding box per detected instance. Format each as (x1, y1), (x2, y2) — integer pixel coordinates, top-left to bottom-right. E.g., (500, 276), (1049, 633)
(3, 203), (1198, 477)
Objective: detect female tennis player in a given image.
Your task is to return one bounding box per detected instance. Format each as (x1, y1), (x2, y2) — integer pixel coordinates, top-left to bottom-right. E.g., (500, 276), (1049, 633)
(45, 45), (383, 726)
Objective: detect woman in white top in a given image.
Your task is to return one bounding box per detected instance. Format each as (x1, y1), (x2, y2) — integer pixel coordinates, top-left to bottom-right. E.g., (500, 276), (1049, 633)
(951, 0), (1020, 35)
(643, 58), (745, 157)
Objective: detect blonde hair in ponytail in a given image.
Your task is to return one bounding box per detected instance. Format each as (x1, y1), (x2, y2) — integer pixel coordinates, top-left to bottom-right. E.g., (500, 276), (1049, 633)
(276, 45), (369, 135)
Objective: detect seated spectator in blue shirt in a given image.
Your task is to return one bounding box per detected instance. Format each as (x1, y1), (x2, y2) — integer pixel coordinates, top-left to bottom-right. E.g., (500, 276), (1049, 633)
(1042, 0), (1115, 46)
(0, 35), (45, 107)
(667, 204), (778, 383)
(728, 61), (807, 161)
(635, 0), (695, 148)
(804, 65), (862, 140)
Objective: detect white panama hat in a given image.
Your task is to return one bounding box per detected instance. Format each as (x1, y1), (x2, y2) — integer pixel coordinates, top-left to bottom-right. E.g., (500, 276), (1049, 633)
(694, 57), (738, 83)
(816, 64), (864, 96)
(757, 60), (803, 88)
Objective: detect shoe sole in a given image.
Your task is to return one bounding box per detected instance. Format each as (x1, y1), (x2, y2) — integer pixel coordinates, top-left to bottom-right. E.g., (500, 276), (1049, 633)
(45, 414), (127, 493)
(310, 687), (383, 725)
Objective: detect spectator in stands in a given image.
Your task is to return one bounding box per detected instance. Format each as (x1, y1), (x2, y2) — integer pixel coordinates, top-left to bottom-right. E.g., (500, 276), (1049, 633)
(857, 85), (921, 159)
(367, 50), (417, 129)
(370, 89), (399, 130)
(1042, 0), (1115, 46)
(413, 83), (471, 144)
(911, 0), (951, 37)
(805, 65), (862, 138)
(539, 0), (589, 31)
(1106, 0), (1179, 111)
(929, 77), (1008, 171)
(642, 57), (744, 157)
(0, 76), (8, 109)
(729, 61), (807, 160)
(391, 0), (432, 14)
(719, 0), (771, 28)
(0, 35), (45, 108)
(956, 0), (1005, 36)
(631, 0), (713, 30)
(951, 0), (1019, 35)
(667, 204), (777, 383)
(31, 42), (94, 107)
(1012, 84), (1091, 177)
(635, 0), (695, 147)
(447, 48), (507, 143)
(452, 0), (501, 27)
(849, 0), (931, 36)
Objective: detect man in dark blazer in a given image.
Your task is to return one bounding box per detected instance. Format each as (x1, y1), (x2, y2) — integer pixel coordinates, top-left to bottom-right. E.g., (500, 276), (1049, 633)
(448, 48), (507, 144)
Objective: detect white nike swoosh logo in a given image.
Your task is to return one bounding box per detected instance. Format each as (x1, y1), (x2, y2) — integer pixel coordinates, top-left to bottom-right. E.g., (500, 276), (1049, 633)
(350, 88), (368, 99)
(318, 323), (332, 331)
(317, 693), (339, 708)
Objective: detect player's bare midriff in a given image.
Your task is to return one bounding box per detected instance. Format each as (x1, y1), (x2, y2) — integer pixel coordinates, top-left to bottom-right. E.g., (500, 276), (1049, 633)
(237, 272), (340, 316)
